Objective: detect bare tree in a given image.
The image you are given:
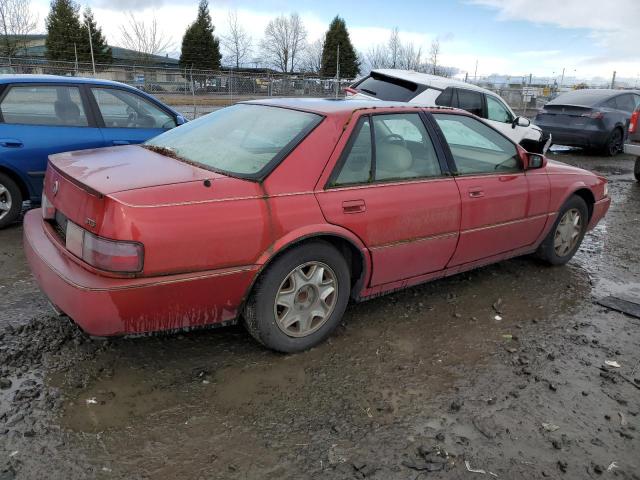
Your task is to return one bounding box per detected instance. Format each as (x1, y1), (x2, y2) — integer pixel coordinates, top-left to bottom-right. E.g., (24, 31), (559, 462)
(387, 27), (400, 69)
(428, 38), (440, 75)
(120, 13), (172, 64)
(221, 10), (251, 69)
(261, 13), (307, 73)
(399, 42), (421, 71)
(0, 0), (37, 64)
(366, 44), (389, 69)
(302, 34), (324, 74)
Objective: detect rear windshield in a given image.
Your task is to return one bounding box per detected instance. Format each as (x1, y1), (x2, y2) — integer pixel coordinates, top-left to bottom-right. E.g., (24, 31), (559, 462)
(354, 73), (422, 102)
(145, 104), (322, 179)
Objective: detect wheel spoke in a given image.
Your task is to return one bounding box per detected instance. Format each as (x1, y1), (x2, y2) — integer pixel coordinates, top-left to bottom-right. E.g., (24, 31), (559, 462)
(0, 185), (6, 195)
(0, 202), (9, 212)
(276, 289), (296, 309)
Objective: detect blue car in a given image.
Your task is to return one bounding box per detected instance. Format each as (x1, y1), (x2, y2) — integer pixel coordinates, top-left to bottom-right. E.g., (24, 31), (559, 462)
(0, 75), (186, 228)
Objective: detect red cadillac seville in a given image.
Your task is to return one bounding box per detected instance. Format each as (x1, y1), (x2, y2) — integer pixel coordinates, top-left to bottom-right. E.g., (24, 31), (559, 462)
(24, 98), (610, 352)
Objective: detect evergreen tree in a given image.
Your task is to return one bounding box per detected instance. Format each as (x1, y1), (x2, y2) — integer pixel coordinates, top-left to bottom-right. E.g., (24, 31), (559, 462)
(320, 16), (359, 78)
(79, 7), (112, 65)
(45, 0), (83, 63)
(179, 0), (221, 72)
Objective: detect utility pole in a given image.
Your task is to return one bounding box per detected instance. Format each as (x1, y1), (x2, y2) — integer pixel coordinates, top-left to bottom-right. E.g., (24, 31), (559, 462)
(474, 59), (478, 82)
(610, 71), (616, 89)
(73, 43), (78, 74)
(560, 67), (565, 89)
(87, 21), (96, 76)
(335, 43), (340, 98)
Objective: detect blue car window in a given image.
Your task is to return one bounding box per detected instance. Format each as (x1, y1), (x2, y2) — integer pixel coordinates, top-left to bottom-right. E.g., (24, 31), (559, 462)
(0, 85), (88, 127)
(91, 88), (176, 129)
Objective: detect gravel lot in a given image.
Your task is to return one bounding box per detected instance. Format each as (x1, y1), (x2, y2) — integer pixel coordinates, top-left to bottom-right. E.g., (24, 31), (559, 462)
(0, 149), (639, 480)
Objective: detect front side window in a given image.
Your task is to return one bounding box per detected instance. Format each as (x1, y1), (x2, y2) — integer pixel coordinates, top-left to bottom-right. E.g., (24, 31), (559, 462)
(145, 104), (322, 178)
(0, 85), (88, 127)
(435, 87), (454, 107)
(456, 89), (484, 117)
(92, 88), (176, 129)
(434, 114), (520, 174)
(331, 113), (441, 186)
(486, 95), (513, 123)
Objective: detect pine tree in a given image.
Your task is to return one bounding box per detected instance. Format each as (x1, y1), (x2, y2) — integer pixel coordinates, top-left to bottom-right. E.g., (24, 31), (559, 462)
(320, 16), (359, 78)
(79, 7), (112, 65)
(179, 0), (221, 72)
(45, 0), (83, 63)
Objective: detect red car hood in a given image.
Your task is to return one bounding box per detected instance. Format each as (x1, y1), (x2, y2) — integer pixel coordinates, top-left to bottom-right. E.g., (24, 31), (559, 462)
(545, 159), (592, 176)
(48, 145), (219, 195)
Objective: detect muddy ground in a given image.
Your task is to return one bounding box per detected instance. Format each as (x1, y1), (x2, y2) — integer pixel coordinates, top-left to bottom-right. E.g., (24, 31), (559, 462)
(1, 150), (639, 480)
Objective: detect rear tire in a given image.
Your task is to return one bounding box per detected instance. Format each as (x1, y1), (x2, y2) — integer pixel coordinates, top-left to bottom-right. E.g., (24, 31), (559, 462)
(243, 241), (351, 353)
(0, 173), (22, 229)
(635, 157), (640, 182)
(537, 195), (589, 265)
(602, 128), (623, 157)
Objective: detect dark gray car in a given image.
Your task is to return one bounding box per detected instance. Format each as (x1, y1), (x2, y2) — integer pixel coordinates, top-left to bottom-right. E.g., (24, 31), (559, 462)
(535, 89), (640, 156)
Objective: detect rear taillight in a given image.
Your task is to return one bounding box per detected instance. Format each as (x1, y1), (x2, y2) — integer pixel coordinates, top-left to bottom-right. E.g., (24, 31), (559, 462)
(630, 110), (639, 134)
(581, 110), (604, 119)
(64, 220), (143, 273)
(41, 193), (56, 220)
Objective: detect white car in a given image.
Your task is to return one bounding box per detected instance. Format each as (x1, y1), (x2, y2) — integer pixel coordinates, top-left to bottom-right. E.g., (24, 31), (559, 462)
(347, 69), (549, 153)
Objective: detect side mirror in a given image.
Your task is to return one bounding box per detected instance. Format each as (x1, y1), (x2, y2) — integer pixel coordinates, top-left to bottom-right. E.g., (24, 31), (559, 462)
(526, 153), (546, 170)
(175, 115), (187, 126)
(512, 116), (531, 128)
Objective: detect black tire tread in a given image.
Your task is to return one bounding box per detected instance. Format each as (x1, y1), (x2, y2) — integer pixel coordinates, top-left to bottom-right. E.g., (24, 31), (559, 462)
(0, 172), (23, 229)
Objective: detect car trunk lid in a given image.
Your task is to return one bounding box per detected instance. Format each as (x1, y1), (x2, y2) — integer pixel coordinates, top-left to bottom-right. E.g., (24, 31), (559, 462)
(537, 104), (597, 126)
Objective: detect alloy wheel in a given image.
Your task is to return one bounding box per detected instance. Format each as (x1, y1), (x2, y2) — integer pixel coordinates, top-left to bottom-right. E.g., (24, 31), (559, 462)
(0, 183), (12, 222)
(274, 261), (338, 338)
(554, 208), (582, 257)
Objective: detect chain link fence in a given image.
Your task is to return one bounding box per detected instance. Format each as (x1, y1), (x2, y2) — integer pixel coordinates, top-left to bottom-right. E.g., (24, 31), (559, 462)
(2, 57), (594, 120)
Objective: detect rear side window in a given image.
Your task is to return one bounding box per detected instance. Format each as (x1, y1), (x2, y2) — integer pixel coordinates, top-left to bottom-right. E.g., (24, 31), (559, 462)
(354, 73), (421, 102)
(333, 118), (373, 186)
(456, 89), (484, 117)
(331, 113), (442, 186)
(0, 85), (88, 127)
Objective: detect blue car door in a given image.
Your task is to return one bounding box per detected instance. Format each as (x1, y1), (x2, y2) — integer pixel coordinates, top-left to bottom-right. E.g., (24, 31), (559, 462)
(0, 83), (104, 201)
(88, 86), (177, 146)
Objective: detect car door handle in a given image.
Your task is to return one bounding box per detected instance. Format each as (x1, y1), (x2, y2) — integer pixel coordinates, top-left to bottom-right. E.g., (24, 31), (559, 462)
(468, 188), (485, 198)
(0, 139), (23, 148)
(112, 140), (131, 146)
(342, 199), (366, 214)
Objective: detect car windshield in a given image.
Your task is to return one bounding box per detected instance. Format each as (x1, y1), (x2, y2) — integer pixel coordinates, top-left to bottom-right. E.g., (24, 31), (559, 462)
(144, 104), (322, 178)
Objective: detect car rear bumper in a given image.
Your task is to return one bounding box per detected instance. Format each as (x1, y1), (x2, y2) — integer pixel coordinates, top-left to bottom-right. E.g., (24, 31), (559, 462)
(587, 196), (611, 231)
(538, 124), (609, 148)
(23, 209), (258, 336)
(623, 142), (640, 156)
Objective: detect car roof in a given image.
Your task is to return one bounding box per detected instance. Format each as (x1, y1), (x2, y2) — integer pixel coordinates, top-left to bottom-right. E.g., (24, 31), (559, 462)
(369, 69), (490, 94)
(548, 88), (640, 107)
(0, 74), (135, 89)
(244, 97), (449, 116)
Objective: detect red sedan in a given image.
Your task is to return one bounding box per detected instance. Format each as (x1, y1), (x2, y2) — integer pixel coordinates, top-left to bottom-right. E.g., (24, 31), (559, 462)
(24, 99), (610, 352)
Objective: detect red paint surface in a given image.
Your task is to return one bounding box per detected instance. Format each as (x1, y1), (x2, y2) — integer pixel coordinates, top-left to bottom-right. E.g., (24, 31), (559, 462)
(25, 100), (610, 336)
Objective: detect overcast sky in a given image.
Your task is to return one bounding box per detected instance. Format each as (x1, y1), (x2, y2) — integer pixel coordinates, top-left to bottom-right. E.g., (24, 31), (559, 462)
(29, 0), (640, 81)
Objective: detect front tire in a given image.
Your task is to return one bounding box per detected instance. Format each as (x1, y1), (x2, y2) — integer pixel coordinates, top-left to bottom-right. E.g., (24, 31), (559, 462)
(537, 195), (589, 265)
(244, 241), (351, 353)
(0, 173), (22, 229)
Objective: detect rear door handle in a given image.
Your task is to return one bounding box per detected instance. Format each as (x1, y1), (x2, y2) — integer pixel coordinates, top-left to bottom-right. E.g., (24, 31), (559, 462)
(342, 199), (366, 214)
(468, 188), (485, 198)
(112, 140), (131, 146)
(0, 139), (23, 148)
